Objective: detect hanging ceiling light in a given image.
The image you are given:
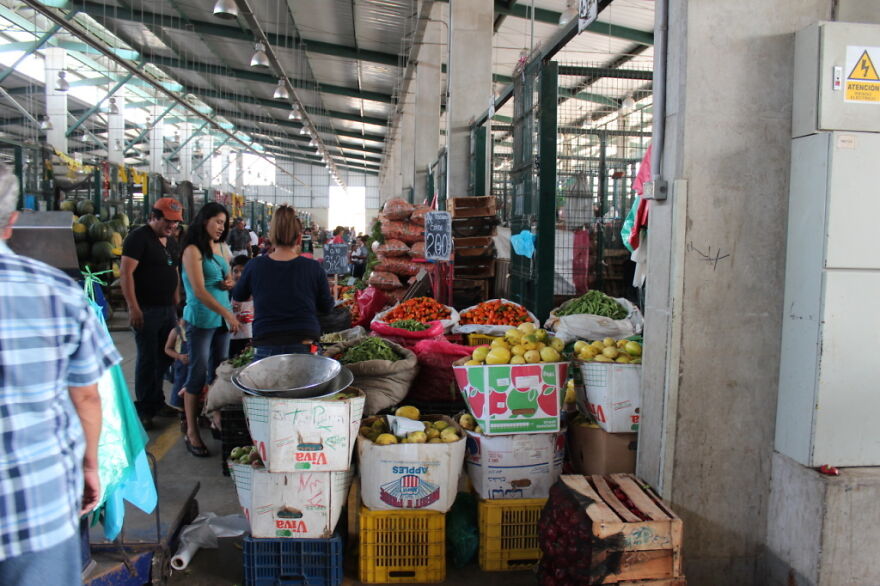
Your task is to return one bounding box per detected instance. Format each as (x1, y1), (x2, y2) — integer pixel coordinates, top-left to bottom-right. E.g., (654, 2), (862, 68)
(559, 0), (578, 26)
(212, 0), (239, 19)
(55, 70), (70, 92)
(299, 125), (310, 135)
(81, 132), (91, 143)
(108, 97), (119, 115)
(621, 94), (636, 112)
(250, 42), (270, 68)
(288, 107), (302, 121)
(309, 138), (317, 148)
(39, 116), (53, 131)
(273, 79), (290, 100)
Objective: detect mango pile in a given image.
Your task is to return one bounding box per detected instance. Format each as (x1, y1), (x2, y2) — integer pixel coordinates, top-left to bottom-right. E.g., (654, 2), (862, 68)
(465, 322), (564, 365)
(575, 338), (642, 364)
(359, 406), (462, 445)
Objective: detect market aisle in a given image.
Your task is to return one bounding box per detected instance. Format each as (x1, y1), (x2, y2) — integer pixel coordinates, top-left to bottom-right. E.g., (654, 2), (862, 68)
(109, 316), (537, 585)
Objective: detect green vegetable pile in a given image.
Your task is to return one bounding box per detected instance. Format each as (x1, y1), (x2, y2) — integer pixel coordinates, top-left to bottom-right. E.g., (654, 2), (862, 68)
(390, 319), (429, 332)
(556, 290), (628, 319)
(230, 346), (255, 368)
(341, 337), (401, 364)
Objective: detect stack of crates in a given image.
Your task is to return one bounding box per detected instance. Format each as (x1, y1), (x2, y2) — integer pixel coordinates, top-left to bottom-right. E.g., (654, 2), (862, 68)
(219, 405), (252, 476)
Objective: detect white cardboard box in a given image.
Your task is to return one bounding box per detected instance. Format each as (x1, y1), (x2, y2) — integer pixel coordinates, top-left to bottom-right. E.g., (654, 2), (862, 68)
(242, 389), (365, 472)
(464, 429), (565, 499)
(229, 463), (352, 539)
(357, 416), (466, 512)
(577, 362), (641, 433)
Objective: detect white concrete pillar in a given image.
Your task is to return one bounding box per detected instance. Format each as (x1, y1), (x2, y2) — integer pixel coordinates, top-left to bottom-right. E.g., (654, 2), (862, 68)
(399, 93), (416, 199)
(221, 148), (231, 191)
(235, 151), (244, 193)
(148, 105), (164, 173)
(179, 121), (193, 182)
(414, 9), (442, 204)
(107, 95), (125, 164)
(445, 0), (492, 200)
(44, 48), (68, 153)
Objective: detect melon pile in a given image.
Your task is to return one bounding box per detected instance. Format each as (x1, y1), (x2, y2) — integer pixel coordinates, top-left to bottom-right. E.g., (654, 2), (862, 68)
(63, 199), (128, 279)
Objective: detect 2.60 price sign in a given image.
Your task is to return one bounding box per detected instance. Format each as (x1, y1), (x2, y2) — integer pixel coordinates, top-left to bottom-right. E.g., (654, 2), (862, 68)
(424, 211), (452, 261)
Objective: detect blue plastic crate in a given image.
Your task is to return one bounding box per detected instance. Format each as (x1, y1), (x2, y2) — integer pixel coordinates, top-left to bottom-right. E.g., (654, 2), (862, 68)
(243, 532), (343, 586)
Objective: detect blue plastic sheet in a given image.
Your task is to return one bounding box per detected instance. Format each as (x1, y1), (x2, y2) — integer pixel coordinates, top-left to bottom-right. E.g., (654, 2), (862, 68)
(511, 230), (536, 258)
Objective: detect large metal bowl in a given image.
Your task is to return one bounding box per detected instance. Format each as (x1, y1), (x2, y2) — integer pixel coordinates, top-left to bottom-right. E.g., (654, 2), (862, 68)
(232, 354), (344, 399)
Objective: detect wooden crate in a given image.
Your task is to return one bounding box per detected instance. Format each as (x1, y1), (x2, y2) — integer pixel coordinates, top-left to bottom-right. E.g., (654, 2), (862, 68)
(561, 474), (684, 584)
(454, 257), (495, 279)
(452, 217), (498, 238)
(454, 236), (495, 258)
(450, 196), (497, 219)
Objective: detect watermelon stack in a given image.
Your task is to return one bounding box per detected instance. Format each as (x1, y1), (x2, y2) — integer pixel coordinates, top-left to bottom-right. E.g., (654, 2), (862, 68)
(64, 198), (129, 280)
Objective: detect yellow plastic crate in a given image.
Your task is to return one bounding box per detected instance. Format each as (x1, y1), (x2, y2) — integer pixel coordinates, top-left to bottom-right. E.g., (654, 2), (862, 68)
(478, 498), (547, 571)
(467, 333), (500, 346)
(358, 507), (446, 583)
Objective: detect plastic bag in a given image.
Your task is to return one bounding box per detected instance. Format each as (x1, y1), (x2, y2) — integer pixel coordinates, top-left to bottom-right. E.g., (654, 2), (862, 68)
(354, 286), (389, 328)
(511, 230), (536, 258)
(319, 304), (353, 333)
(410, 205), (431, 226)
(382, 197), (414, 221)
(409, 339), (474, 402)
(452, 298), (540, 336)
(368, 270), (403, 290)
(377, 239), (410, 257)
(544, 297), (644, 343)
(620, 196), (639, 253)
(381, 220), (424, 244)
(446, 493), (479, 568)
(408, 241), (425, 259)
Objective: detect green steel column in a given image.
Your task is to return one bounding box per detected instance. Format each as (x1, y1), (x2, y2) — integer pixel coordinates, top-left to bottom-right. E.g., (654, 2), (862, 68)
(534, 62), (558, 322)
(91, 167), (101, 216)
(13, 145), (23, 210)
(470, 125), (488, 197)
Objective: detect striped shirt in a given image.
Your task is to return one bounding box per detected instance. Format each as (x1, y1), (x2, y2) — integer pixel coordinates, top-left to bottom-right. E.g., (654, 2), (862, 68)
(0, 240), (120, 560)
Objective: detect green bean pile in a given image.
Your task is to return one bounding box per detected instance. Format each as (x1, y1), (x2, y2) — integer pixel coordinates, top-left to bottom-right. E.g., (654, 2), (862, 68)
(556, 290), (628, 319)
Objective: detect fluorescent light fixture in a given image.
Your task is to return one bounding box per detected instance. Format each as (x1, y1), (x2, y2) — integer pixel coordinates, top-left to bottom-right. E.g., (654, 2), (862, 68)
(273, 79), (290, 100)
(250, 42), (270, 68)
(213, 0), (239, 19)
(56, 71), (70, 92)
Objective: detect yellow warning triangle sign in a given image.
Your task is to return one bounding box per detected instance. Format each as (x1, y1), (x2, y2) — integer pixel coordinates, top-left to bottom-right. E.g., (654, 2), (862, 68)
(848, 50), (880, 81)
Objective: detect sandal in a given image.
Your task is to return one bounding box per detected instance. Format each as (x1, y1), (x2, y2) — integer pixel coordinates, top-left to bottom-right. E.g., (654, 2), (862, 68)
(184, 436), (210, 458)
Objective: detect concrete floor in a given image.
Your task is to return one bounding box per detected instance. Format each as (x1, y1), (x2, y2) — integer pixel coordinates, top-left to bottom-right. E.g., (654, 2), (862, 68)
(106, 313), (537, 585)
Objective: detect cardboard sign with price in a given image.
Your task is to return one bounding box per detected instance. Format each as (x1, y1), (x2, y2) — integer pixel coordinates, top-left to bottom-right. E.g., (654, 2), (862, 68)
(424, 211), (452, 261)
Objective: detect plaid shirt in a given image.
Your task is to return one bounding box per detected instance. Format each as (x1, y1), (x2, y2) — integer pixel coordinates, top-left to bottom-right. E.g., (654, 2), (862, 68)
(0, 240), (120, 560)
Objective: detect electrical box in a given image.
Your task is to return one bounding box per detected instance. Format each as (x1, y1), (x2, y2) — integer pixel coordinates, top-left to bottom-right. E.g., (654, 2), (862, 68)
(792, 21), (880, 137)
(775, 132), (880, 467)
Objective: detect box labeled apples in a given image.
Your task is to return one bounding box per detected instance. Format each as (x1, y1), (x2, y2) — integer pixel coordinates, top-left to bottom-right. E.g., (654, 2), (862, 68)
(229, 464), (352, 539)
(464, 429), (565, 499)
(357, 416), (466, 512)
(453, 362), (568, 435)
(567, 417), (637, 475)
(242, 389), (365, 472)
(577, 362), (640, 433)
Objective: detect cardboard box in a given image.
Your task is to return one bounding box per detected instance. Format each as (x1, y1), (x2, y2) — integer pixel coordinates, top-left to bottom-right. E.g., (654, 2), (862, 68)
(567, 419), (637, 475)
(452, 362), (568, 435)
(464, 429), (564, 499)
(229, 464), (352, 539)
(242, 389), (365, 472)
(577, 362), (641, 433)
(357, 416), (466, 512)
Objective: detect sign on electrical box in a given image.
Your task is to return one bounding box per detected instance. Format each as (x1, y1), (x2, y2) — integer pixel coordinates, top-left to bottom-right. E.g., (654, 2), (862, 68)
(424, 211), (452, 261)
(845, 46), (880, 103)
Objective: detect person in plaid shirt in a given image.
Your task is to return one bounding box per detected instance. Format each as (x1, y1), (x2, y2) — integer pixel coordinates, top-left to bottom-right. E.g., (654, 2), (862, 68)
(0, 165), (120, 583)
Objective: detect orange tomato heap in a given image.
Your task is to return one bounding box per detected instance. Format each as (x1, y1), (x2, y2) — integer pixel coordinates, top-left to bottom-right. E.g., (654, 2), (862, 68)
(459, 299), (531, 326)
(383, 296), (451, 323)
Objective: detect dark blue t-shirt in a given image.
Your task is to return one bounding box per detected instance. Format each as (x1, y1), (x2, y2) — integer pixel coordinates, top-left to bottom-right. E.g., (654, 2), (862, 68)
(231, 255), (334, 342)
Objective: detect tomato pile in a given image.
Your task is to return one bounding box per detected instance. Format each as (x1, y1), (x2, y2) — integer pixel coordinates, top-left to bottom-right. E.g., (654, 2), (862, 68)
(459, 299), (532, 326)
(341, 297), (360, 326)
(382, 296), (451, 323)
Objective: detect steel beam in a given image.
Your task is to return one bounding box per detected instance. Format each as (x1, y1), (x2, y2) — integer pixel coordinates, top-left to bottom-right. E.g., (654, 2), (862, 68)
(123, 102), (175, 153)
(66, 71), (135, 136)
(0, 24), (63, 84)
(164, 120), (210, 162)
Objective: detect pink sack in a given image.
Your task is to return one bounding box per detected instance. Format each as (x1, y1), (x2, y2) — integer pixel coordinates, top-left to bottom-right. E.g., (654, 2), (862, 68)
(408, 339), (474, 402)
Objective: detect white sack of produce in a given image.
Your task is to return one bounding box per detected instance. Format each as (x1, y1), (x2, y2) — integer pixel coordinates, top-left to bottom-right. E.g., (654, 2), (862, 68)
(545, 292), (644, 343)
(323, 337), (418, 415)
(357, 414), (466, 513)
(204, 360), (243, 414)
(452, 298), (539, 337)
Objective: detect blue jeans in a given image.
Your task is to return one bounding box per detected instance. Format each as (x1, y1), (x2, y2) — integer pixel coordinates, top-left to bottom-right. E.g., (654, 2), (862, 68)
(254, 343), (313, 361)
(0, 531), (81, 585)
(133, 305), (176, 418)
(168, 339), (189, 409)
(183, 324), (230, 395)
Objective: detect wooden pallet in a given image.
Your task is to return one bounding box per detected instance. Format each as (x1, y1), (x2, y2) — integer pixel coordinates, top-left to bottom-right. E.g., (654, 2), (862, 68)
(561, 473), (684, 584)
(450, 196), (497, 219)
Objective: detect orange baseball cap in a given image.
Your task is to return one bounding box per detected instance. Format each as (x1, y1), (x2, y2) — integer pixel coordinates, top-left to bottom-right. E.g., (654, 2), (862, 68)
(153, 197), (184, 221)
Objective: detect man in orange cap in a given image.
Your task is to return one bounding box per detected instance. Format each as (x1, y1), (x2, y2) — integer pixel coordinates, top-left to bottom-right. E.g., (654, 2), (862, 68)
(120, 197), (184, 429)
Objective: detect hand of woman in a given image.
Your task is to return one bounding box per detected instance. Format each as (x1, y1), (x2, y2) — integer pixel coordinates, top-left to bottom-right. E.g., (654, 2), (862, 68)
(220, 278), (235, 291)
(226, 314), (240, 334)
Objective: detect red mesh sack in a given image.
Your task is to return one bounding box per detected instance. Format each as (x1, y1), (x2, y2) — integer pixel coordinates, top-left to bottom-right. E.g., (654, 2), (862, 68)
(408, 339), (474, 402)
(385, 287), (408, 303)
(381, 220), (425, 245)
(354, 286), (389, 327)
(410, 206), (431, 226)
(408, 241), (425, 259)
(367, 270), (403, 290)
(382, 198), (414, 221)
(378, 256), (421, 277)
(376, 239), (410, 257)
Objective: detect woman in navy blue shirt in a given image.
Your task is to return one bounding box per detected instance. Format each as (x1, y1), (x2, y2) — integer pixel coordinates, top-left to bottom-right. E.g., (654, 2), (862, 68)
(232, 205), (334, 359)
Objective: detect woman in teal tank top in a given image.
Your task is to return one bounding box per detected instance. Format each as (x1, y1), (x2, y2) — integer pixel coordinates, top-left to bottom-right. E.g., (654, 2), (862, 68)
(180, 202), (239, 457)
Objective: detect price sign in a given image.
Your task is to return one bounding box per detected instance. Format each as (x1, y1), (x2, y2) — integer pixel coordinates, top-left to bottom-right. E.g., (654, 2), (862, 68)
(323, 243), (349, 275)
(424, 211), (452, 261)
